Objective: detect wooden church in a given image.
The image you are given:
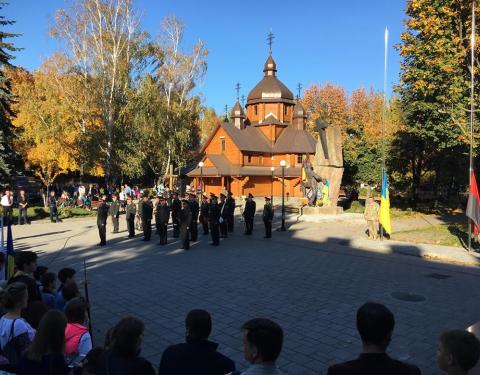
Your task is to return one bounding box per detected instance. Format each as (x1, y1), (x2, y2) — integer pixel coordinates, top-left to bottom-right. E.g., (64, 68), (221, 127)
(188, 53), (316, 197)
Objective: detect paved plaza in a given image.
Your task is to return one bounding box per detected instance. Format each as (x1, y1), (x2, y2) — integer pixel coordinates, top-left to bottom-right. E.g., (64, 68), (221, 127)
(11, 215), (480, 375)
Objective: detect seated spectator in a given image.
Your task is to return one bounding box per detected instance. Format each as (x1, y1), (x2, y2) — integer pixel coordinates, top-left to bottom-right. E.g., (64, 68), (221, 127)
(437, 330), (480, 375)
(55, 267), (76, 310)
(40, 272), (56, 309)
(327, 302), (421, 375)
(96, 316), (155, 375)
(19, 309), (70, 375)
(158, 309), (235, 375)
(8, 251), (41, 303)
(23, 300), (48, 330)
(65, 297), (92, 364)
(240, 318), (284, 375)
(0, 283), (35, 371)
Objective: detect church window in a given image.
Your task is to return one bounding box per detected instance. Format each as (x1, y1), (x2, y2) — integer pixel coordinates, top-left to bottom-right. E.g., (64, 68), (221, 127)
(254, 105), (258, 115)
(284, 106), (288, 115)
(297, 154), (303, 164)
(259, 156), (263, 164)
(248, 155), (252, 163)
(220, 137), (226, 151)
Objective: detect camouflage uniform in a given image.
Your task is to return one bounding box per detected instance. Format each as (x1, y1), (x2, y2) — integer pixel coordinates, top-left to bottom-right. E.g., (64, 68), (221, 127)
(364, 200), (380, 239)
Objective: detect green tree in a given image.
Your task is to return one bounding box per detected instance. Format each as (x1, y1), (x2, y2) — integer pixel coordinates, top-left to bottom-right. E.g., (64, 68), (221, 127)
(0, 2), (21, 181)
(395, 0), (476, 199)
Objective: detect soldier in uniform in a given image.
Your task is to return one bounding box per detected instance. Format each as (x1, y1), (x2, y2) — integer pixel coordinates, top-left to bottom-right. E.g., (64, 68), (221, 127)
(135, 191), (144, 231)
(170, 192), (181, 238)
(141, 195), (153, 241)
(219, 193), (228, 238)
(125, 195), (136, 238)
(109, 193), (120, 233)
(188, 193), (199, 242)
(364, 196), (380, 240)
(243, 193), (256, 235)
(48, 190), (58, 223)
(263, 196), (274, 238)
(155, 196), (170, 245)
(97, 195), (109, 246)
(226, 191), (235, 232)
(179, 199), (192, 250)
(209, 194), (220, 246)
(199, 195), (209, 235)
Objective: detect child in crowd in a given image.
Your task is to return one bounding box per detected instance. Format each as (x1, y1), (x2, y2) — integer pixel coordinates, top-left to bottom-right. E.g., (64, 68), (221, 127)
(20, 310), (70, 375)
(40, 272), (56, 309)
(62, 282), (81, 309)
(33, 266), (48, 290)
(0, 283), (35, 372)
(65, 297), (92, 365)
(437, 330), (480, 375)
(55, 267), (76, 310)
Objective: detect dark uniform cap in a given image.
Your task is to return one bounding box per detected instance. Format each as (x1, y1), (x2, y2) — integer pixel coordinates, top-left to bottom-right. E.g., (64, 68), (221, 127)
(265, 197), (271, 201)
(228, 191), (233, 196)
(202, 195), (208, 199)
(248, 193), (254, 198)
(220, 193), (226, 198)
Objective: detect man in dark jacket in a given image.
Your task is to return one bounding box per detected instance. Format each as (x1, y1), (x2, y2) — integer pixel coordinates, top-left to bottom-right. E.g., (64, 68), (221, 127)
(327, 302), (421, 375)
(263, 196), (274, 239)
(155, 196), (170, 245)
(97, 195), (109, 246)
(188, 193), (199, 242)
(158, 309), (235, 375)
(179, 200), (192, 250)
(243, 193), (256, 235)
(208, 194), (220, 246)
(141, 196), (153, 241)
(199, 195), (209, 235)
(226, 191), (235, 232)
(48, 190), (58, 223)
(109, 193), (120, 233)
(125, 195), (136, 238)
(218, 193), (228, 238)
(170, 192), (181, 238)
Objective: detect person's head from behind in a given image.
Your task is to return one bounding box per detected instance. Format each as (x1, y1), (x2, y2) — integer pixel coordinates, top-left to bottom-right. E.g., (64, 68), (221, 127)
(241, 318), (283, 365)
(62, 281), (80, 302)
(82, 347), (105, 375)
(27, 310), (67, 362)
(0, 282), (28, 312)
(41, 272), (56, 293)
(438, 330), (480, 374)
(65, 297), (89, 325)
(58, 267), (76, 286)
(185, 309), (212, 340)
(356, 302), (395, 351)
(14, 250), (38, 274)
(24, 301), (48, 330)
(34, 265), (48, 282)
(110, 316), (145, 358)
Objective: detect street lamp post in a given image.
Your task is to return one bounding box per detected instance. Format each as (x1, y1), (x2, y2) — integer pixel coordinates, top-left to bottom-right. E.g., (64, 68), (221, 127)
(280, 160), (286, 231)
(270, 166), (275, 204)
(198, 161), (204, 199)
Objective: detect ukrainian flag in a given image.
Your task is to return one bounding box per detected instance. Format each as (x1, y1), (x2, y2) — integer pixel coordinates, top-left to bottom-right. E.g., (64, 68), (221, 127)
(379, 171), (392, 234)
(6, 224), (15, 279)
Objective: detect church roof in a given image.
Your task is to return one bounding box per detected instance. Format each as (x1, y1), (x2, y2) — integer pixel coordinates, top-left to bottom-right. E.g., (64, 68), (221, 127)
(293, 101), (307, 118)
(247, 55), (294, 105)
(219, 122), (271, 153)
(230, 101), (245, 118)
(273, 128), (317, 153)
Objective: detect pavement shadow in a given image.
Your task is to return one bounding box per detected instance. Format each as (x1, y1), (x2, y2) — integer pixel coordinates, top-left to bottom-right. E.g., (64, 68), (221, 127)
(16, 230), (72, 241)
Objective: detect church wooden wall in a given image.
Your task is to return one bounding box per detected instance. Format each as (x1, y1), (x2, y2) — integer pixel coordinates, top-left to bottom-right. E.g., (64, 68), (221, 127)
(204, 127), (242, 165)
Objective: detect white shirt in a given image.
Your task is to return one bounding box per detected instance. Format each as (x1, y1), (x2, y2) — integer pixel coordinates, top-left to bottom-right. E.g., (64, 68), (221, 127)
(0, 317), (35, 349)
(1, 195), (12, 207)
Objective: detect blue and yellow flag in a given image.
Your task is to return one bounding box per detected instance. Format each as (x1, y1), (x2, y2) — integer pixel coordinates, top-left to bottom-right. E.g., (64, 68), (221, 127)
(6, 224), (15, 280)
(379, 172), (392, 234)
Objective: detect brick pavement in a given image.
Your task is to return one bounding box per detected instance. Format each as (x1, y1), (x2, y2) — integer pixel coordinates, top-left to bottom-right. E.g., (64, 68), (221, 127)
(11, 216), (480, 375)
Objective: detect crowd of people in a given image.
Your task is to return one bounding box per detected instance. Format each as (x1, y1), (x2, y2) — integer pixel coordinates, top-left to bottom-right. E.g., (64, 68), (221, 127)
(0, 249), (478, 374)
(94, 186), (275, 248)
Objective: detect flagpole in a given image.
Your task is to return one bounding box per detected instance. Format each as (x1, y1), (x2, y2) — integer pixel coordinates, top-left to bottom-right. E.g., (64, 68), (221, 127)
(469, 2), (475, 252)
(381, 27), (388, 241)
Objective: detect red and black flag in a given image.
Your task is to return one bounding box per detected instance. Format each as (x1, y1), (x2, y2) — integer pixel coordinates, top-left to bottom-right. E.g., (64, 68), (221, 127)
(466, 171), (480, 235)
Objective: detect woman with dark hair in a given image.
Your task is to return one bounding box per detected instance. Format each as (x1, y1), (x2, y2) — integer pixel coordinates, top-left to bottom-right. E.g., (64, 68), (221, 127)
(0, 282), (35, 370)
(19, 309), (70, 374)
(96, 316), (155, 375)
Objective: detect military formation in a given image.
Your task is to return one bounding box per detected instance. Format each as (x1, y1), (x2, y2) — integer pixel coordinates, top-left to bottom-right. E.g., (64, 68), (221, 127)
(95, 190), (275, 248)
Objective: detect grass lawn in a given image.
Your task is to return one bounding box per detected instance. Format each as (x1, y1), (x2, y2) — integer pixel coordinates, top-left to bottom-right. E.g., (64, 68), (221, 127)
(3, 206), (96, 222)
(344, 200), (420, 219)
(392, 222), (469, 248)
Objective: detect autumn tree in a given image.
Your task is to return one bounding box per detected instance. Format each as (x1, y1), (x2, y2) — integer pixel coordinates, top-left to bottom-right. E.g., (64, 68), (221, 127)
(0, 2), (21, 181)
(198, 107), (219, 144)
(395, 0), (478, 199)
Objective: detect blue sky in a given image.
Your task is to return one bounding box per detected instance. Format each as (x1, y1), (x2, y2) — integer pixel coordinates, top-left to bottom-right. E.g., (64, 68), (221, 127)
(4, 0), (407, 114)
